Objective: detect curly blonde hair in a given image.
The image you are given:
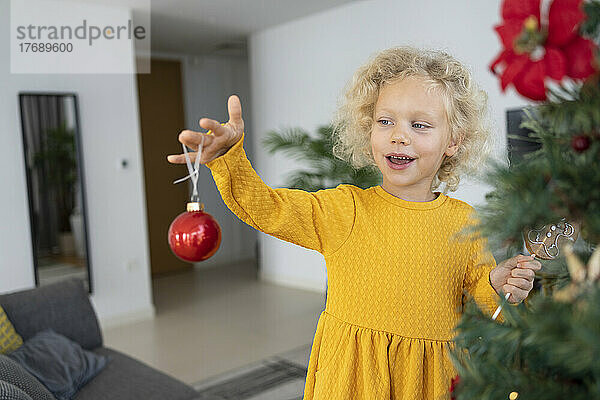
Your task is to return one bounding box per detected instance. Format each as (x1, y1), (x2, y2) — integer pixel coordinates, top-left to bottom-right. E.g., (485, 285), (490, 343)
(331, 46), (495, 193)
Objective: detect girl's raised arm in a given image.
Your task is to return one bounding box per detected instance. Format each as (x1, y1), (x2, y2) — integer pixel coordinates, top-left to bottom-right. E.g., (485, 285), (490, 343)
(204, 131), (355, 256)
(167, 95), (356, 256)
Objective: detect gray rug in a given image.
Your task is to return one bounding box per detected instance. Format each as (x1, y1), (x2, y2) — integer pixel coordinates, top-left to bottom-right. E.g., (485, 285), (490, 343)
(193, 345), (311, 400)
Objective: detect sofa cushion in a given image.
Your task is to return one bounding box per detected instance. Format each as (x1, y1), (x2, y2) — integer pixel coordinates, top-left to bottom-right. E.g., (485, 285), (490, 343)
(0, 279), (102, 350)
(8, 330), (108, 400)
(74, 348), (198, 400)
(0, 355), (55, 400)
(0, 380), (33, 400)
(0, 307), (22, 355)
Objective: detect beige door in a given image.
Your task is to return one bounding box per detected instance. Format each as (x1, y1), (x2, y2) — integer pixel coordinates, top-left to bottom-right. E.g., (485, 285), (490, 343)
(137, 58), (190, 276)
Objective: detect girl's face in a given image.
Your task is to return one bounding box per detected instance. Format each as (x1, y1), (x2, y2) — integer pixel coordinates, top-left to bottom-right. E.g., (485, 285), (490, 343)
(370, 75), (458, 201)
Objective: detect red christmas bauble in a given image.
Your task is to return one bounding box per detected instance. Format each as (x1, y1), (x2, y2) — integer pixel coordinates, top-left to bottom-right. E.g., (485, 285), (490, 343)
(571, 135), (591, 153)
(168, 202), (222, 262)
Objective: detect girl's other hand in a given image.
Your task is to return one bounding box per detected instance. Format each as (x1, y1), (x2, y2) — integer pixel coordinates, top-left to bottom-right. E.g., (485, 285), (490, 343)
(490, 254), (542, 304)
(166, 94), (244, 165)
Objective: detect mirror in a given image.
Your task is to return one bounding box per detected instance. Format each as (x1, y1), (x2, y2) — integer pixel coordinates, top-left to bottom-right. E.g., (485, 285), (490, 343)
(19, 93), (92, 293)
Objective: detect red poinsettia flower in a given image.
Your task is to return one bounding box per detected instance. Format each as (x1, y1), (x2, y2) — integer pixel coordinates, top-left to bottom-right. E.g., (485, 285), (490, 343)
(490, 0), (597, 101)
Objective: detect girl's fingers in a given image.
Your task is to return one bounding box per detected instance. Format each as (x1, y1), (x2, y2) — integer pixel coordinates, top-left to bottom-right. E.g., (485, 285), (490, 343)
(167, 131), (216, 164)
(507, 277), (534, 291)
(166, 154), (181, 163)
(227, 95), (243, 125)
(503, 284), (526, 302)
(514, 254), (535, 265)
(511, 268), (536, 280)
(199, 118), (227, 136)
(516, 260), (542, 271)
(168, 105), (238, 165)
(178, 130), (211, 148)
(503, 254), (535, 270)
(166, 154), (186, 163)
(166, 151), (200, 164)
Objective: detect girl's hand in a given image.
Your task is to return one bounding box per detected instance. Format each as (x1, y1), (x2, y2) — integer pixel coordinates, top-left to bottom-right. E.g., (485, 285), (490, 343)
(166, 94), (244, 165)
(490, 254), (542, 304)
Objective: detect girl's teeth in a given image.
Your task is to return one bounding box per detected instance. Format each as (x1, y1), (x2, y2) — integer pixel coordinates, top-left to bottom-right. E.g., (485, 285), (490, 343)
(388, 157), (413, 165)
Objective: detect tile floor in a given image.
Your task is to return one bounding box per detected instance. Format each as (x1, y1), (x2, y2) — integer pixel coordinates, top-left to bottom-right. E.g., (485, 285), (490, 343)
(102, 258), (325, 385)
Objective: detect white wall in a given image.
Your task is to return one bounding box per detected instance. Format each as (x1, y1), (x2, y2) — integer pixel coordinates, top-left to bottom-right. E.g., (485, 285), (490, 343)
(0, 0), (154, 325)
(247, 0), (530, 292)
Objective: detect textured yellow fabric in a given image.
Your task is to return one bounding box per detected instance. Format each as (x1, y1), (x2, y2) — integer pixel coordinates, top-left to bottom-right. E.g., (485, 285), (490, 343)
(0, 305), (23, 354)
(206, 132), (508, 400)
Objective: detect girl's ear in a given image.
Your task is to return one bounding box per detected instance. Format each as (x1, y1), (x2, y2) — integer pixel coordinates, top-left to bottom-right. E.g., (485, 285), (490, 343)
(445, 136), (461, 158)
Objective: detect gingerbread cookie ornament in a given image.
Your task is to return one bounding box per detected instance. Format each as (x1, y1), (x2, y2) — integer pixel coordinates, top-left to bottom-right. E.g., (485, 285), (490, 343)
(523, 218), (581, 260)
(491, 218), (581, 321)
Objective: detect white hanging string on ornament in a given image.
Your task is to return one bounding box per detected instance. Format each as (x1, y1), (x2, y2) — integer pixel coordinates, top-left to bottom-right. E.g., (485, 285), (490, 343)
(173, 133), (205, 203)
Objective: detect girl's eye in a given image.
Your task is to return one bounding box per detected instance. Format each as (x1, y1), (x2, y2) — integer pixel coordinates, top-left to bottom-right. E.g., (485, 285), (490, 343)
(378, 119), (392, 126)
(413, 123), (430, 129)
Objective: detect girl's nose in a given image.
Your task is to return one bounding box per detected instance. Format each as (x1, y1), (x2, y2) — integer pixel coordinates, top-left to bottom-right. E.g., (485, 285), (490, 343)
(391, 128), (410, 145)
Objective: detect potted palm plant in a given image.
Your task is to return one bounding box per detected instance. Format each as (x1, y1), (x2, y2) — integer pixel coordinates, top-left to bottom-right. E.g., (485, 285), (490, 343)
(34, 121), (78, 256)
(261, 124), (381, 190)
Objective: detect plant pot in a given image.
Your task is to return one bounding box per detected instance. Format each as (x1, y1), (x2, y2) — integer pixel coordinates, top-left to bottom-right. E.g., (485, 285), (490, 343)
(58, 232), (76, 257)
(69, 211), (85, 258)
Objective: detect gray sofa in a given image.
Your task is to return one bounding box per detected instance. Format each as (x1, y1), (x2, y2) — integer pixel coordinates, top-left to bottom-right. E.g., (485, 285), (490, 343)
(0, 278), (199, 400)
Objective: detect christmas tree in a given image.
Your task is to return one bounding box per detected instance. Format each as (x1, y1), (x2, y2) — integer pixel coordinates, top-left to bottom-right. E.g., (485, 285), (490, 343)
(449, 0), (600, 399)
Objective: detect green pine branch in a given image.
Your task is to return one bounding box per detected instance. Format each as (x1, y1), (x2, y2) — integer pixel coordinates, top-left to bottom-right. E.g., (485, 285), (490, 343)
(582, 0), (600, 42)
(450, 286), (600, 399)
(544, 74), (600, 135)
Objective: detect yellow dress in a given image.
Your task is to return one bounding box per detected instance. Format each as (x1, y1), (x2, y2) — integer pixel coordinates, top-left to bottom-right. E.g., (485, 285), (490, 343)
(205, 132), (508, 400)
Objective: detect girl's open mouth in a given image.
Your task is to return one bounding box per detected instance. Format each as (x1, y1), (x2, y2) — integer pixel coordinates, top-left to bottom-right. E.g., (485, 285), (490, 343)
(386, 155), (415, 170)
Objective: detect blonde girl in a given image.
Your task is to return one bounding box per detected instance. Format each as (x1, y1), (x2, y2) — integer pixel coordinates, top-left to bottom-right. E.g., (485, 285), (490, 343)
(167, 46), (541, 400)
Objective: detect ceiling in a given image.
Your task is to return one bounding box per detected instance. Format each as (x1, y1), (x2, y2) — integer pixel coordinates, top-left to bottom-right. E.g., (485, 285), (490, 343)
(77, 0), (360, 56)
